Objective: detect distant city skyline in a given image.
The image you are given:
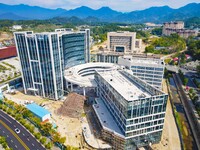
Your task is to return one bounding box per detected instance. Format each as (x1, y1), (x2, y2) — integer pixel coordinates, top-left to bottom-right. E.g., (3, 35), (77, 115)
(0, 0), (199, 12)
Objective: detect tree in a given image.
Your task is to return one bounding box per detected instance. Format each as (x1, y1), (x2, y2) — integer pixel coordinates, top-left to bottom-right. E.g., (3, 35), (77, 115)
(151, 28), (162, 36)
(189, 88), (194, 94)
(35, 132), (41, 139)
(40, 137), (47, 145)
(180, 53), (186, 64)
(183, 78), (189, 86)
(41, 123), (52, 136)
(59, 137), (66, 144)
(197, 65), (200, 76)
(45, 142), (53, 149)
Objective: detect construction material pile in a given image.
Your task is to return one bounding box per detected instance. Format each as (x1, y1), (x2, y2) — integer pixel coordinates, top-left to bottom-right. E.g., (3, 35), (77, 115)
(56, 93), (85, 118)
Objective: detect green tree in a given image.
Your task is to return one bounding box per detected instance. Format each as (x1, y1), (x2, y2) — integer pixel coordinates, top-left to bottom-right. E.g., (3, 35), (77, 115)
(41, 123), (53, 136)
(183, 78), (189, 86)
(151, 28), (162, 36)
(45, 142), (53, 149)
(197, 65), (200, 76)
(40, 137), (47, 145)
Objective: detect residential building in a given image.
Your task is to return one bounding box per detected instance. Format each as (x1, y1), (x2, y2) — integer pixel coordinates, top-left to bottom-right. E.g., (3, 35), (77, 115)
(93, 70), (168, 149)
(162, 21), (197, 38)
(118, 56), (165, 89)
(107, 31), (142, 54)
(14, 29), (90, 100)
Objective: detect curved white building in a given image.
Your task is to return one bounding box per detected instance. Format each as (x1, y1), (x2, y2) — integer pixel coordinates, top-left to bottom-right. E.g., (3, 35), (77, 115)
(64, 63), (119, 95)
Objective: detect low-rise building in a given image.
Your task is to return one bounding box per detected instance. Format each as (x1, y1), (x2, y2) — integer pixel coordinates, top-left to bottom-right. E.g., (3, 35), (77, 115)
(26, 103), (51, 121)
(0, 46), (17, 60)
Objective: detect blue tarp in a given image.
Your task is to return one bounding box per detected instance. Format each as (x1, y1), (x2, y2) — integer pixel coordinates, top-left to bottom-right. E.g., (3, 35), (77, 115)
(26, 103), (51, 119)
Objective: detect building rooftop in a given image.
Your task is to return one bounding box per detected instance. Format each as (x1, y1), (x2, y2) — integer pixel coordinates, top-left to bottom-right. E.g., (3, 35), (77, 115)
(97, 70), (152, 101)
(119, 56), (164, 66)
(26, 103), (51, 118)
(93, 98), (125, 138)
(64, 63), (119, 87)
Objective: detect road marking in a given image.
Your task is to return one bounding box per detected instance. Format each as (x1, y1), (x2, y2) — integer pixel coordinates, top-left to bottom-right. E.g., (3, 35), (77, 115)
(0, 114), (12, 124)
(7, 135), (9, 137)
(11, 140), (13, 143)
(27, 138), (29, 141)
(32, 143), (34, 146)
(23, 133), (25, 136)
(15, 145), (17, 148)
(0, 120), (30, 150)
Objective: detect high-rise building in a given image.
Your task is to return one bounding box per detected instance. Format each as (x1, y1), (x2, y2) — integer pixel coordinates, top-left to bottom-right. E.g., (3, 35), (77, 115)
(14, 29), (90, 100)
(107, 31), (142, 53)
(118, 56), (165, 89)
(61, 29), (90, 68)
(93, 70), (168, 149)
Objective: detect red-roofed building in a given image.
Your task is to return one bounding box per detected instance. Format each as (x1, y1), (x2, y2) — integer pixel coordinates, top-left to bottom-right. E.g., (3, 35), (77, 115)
(0, 46), (17, 60)
(173, 57), (179, 61)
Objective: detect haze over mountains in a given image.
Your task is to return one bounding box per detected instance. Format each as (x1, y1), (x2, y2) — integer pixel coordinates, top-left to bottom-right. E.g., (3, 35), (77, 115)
(0, 3), (199, 23)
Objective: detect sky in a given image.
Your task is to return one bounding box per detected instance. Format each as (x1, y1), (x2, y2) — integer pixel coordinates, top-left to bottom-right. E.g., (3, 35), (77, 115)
(0, 0), (199, 12)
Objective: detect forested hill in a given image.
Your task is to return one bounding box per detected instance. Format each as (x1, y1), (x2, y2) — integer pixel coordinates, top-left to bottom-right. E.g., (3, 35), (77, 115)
(0, 3), (199, 23)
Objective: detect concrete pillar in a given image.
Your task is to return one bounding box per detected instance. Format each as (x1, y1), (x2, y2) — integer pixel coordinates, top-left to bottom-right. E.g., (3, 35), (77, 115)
(70, 83), (73, 91)
(83, 87), (86, 96)
(66, 81), (69, 89)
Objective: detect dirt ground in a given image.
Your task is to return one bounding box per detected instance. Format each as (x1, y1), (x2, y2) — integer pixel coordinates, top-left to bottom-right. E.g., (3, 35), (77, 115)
(4, 91), (85, 148)
(151, 80), (181, 150)
(0, 32), (13, 42)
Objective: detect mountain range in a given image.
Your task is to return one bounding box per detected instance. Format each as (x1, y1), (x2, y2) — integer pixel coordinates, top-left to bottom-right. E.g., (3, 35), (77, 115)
(0, 3), (199, 23)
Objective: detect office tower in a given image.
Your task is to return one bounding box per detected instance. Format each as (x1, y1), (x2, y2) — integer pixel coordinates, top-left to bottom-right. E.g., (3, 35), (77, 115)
(118, 56), (165, 89)
(107, 31), (142, 53)
(14, 31), (64, 100)
(14, 29), (90, 100)
(93, 70), (168, 149)
(61, 29), (90, 68)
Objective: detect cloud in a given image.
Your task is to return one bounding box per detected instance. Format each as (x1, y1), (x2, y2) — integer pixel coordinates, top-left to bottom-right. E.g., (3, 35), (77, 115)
(0, 0), (199, 11)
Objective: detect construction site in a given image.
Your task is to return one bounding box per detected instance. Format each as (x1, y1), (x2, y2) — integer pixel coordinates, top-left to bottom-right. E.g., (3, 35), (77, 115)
(1, 78), (182, 150)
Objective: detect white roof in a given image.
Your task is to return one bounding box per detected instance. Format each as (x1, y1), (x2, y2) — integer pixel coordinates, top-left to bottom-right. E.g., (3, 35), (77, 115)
(129, 57), (163, 65)
(97, 70), (151, 101)
(64, 63), (120, 87)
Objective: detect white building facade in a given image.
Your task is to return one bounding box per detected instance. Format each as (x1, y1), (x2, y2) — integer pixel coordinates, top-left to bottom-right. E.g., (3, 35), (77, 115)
(118, 56), (165, 89)
(107, 32), (142, 54)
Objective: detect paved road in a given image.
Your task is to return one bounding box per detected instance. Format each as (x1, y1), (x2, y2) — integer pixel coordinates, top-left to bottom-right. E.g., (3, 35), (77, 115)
(0, 110), (46, 150)
(173, 74), (200, 150)
(166, 65), (197, 76)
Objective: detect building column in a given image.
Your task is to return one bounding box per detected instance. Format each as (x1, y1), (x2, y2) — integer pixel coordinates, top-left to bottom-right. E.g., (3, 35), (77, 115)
(66, 81), (69, 89)
(70, 83), (73, 91)
(83, 87), (86, 96)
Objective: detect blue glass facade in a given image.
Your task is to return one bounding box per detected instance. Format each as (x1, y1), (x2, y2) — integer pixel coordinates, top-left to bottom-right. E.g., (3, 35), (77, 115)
(14, 29), (90, 100)
(95, 70), (168, 149)
(14, 32), (64, 100)
(62, 30), (90, 69)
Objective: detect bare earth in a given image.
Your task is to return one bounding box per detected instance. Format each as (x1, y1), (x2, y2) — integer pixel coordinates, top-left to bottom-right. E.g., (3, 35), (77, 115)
(151, 80), (181, 150)
(3, 79), (181, 150)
